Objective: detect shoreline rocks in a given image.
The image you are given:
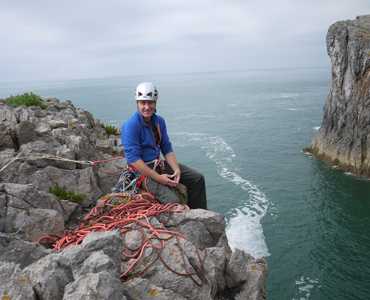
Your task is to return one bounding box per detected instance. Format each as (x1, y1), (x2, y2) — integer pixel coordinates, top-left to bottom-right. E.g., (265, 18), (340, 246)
(0, 98), (268, 299)
(308, 15), (370, 177)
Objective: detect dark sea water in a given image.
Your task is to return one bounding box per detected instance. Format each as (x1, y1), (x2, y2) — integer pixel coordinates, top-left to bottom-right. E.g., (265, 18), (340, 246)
(1, 68), (370, 299)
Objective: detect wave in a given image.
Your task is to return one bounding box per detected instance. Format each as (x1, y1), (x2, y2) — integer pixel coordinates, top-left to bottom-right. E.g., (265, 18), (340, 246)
(293, 276), (321, 300)
(171, 132), (270, 258)
(177, 114), (215, 119)
(281, 93), (299, 98)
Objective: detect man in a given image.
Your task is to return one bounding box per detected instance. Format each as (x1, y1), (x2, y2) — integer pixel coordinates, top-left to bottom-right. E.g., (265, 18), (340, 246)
(121, 82), (207, 209)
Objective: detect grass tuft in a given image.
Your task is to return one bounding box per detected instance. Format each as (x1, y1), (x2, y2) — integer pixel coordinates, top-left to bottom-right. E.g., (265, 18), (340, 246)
(7, 92), (46, 109)
(49, 182), (86, 202)
(105, 124), (118, 135)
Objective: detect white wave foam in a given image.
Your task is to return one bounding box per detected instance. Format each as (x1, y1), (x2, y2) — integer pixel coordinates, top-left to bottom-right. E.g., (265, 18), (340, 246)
(172, 132), (270, 258)
(293, 276), (321, 300)
(178, 114), (215, 119)
(281, 93), (299, 98)
(313, 127), (320, 131)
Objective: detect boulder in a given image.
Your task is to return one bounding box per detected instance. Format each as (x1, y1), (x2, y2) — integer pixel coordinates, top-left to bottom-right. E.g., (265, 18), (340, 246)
(0, 262), (36, 300)
(0, 232), (55, 268)
(63, 272), (126, 300)
(163, 209), (226, 249)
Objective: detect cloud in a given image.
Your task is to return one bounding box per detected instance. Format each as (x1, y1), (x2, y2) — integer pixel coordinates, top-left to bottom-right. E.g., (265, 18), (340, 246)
(0, 0), (368, 81)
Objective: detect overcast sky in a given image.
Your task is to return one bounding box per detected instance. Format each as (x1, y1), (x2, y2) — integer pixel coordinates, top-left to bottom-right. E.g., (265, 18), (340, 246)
(0, 0), (368, 82)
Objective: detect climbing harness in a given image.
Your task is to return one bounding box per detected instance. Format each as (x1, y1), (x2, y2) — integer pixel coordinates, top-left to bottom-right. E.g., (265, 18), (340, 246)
(111, 167), (141, 195)
(111, 156), (166, 196)
(38, 194), (207, 286)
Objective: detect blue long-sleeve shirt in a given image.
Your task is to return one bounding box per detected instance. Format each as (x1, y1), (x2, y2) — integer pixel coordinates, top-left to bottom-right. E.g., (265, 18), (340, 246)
(121, 110), (174, 164)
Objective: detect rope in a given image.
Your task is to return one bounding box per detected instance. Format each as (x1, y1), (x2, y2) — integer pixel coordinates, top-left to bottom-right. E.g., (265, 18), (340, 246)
(37, 193), (207, 285)
(90, 157), (126, 174)
(0, 151), (125, 174)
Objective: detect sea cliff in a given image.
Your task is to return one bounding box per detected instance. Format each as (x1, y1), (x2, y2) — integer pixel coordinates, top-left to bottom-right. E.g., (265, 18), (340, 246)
(0, 98), (268, 300)
(308, 15), (370, 177)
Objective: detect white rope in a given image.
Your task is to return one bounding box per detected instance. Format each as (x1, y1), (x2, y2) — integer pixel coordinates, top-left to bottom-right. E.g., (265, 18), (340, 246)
(0, 151), (88, 173)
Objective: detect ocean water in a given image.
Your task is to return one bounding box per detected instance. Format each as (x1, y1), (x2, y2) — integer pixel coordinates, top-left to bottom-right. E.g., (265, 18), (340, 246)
(1, 68), (370, 299)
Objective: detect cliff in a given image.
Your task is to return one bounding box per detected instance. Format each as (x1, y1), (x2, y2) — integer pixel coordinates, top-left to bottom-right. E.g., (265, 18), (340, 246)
(0, 99), (268, 300)
(308, 15), (370, 177)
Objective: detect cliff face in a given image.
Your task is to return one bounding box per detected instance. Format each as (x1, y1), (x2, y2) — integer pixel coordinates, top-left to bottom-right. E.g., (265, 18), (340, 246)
(309, 15), (370, 177)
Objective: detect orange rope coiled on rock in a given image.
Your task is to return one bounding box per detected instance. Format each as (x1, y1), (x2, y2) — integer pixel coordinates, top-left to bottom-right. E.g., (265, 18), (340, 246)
(37, 193), (207, 286)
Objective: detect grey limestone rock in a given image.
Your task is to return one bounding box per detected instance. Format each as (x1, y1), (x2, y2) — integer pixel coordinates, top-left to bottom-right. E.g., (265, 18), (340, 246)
(0, 232), (55, 268)
(0, 122), (15, 151)
(309, 15), (370, 177)
(234, 257), (268, 300)
(63, 252), (127, 300)
(225, 248), (250, 288)
(58, 229), (124, 277)
(122, 277), (187, 300)
(16, 208), (65, 242)
(163, 208), (226, 249)
(0, 262), (36, 300)
(0, 183), (79, 226)
(76, 251), (120, 278)
(63, 271), (126, 300)
(121, 228), (214, 300)
(21, 256), (74, 300)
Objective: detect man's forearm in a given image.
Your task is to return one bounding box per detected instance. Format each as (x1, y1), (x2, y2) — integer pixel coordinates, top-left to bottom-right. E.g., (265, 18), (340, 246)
(164, 152), (180, 173)
(164, 152), (181, 183)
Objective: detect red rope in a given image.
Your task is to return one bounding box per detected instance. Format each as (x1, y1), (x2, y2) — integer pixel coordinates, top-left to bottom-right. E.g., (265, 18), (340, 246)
(38, 193), (206, 285)
(88, 156), (126, 174)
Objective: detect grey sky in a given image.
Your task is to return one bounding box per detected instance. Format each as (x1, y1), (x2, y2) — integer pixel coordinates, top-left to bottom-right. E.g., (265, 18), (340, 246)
(0, 0), (368, 82)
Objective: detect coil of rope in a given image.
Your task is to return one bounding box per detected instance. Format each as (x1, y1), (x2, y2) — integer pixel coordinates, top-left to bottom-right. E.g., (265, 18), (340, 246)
(38, 193), (207, 286)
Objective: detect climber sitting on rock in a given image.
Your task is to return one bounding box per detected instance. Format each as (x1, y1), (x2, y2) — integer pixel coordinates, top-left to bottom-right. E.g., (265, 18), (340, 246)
(121, 82), (208, 210)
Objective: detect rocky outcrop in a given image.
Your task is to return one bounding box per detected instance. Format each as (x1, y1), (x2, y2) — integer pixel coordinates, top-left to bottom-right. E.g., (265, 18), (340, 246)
(0, 209), (268, 300)
(0, 98), (125, 216)
(308, 15), (370, 177)
(0, 98), (268, 299)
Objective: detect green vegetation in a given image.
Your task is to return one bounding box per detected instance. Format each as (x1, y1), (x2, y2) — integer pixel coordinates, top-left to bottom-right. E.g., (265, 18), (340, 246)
(7, 92), (46, 109)
(105, 124), (118, 135)
(49, 182), (86, 202)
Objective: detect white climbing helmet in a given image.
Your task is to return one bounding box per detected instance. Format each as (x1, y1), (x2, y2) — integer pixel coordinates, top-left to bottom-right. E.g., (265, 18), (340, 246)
(135, 82), (158, 101)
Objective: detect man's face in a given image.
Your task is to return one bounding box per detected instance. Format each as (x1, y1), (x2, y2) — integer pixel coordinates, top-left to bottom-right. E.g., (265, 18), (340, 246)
(136, 100), (156, 121)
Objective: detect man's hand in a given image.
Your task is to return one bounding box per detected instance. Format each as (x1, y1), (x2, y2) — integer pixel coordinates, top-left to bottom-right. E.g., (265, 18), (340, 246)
(156, 173), (179, 187)
(164, 152), (181, 184)
(172, 168), (181, 184)
(130, 158), (180, 187)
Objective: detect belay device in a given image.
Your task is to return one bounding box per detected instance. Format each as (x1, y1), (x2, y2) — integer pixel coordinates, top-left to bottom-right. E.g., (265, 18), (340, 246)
(111, 167), (141, 195)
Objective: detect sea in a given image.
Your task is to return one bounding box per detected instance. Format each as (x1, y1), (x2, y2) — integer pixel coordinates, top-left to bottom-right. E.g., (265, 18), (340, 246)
(1, 67), (370, 300)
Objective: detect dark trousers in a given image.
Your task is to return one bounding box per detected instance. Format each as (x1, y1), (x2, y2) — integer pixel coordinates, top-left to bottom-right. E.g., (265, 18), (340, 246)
(143, 161), (207, 209)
